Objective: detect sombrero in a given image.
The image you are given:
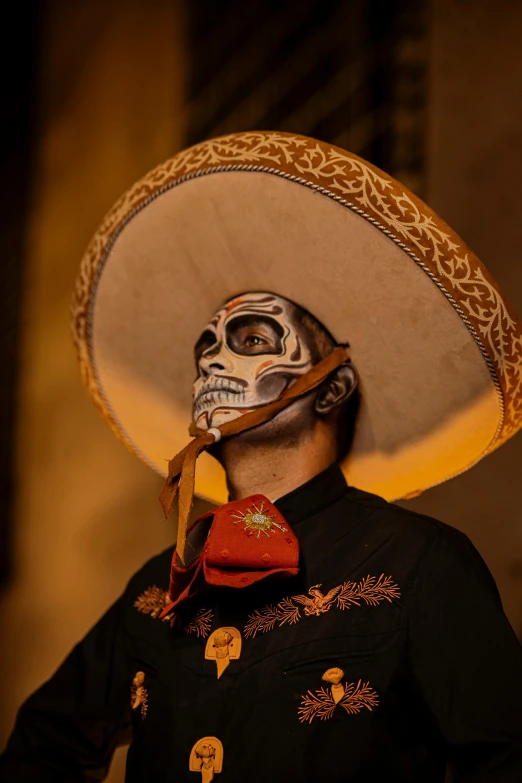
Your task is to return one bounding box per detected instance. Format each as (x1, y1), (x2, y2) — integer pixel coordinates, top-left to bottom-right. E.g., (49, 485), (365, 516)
(71, 131), (522, 505)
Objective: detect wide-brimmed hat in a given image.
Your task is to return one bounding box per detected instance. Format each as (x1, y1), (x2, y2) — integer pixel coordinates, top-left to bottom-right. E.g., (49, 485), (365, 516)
(71, 131), (522, 504)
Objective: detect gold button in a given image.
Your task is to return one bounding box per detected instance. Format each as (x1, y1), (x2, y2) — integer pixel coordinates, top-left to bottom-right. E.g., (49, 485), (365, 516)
(189, 736), (223, 782)
(204, 626), (242, 679)
(130, 671), (148, 718)
(322, 666), (345, 704)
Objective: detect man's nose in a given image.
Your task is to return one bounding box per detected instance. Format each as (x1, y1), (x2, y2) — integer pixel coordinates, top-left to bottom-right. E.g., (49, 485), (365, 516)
(198, 345), (233, 379)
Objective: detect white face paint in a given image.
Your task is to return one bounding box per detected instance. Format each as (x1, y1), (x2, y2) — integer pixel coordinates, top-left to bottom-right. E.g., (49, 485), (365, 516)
(192, 293), (313, 430)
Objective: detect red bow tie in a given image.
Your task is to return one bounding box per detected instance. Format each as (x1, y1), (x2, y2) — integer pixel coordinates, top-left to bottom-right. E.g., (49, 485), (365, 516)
(160, 495), (299, 618)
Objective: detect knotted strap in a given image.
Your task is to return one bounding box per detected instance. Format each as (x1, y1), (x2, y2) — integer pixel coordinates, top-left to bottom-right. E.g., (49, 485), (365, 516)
(160, 345), (350, 563)
(160, 494), (299, 617)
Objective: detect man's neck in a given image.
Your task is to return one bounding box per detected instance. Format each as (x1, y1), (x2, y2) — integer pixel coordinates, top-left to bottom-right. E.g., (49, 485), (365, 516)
(220, 425), (338, 502)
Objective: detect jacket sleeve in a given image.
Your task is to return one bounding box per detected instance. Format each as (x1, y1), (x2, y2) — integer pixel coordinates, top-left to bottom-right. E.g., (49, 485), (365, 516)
(0, 594), (134, 782)
(409, 526), (522, 781)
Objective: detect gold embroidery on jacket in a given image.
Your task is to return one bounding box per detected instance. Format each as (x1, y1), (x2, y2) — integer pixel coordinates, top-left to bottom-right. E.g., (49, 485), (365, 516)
(244, 574), (400, 638)
(134, 586), (170, 620)
(184, 607), (214, 638)
(298, 668), (378, 724)
(130, 671), (148, 719)
(134, 586), (214, 638)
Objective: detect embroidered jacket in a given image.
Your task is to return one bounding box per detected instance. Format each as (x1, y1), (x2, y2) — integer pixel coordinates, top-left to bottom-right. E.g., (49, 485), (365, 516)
(2, 464), (522, 782)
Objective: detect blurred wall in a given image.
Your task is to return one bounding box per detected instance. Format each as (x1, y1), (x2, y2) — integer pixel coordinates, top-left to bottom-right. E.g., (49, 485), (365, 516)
(405, 0), (522, 635)
(0, 1), (190, 779)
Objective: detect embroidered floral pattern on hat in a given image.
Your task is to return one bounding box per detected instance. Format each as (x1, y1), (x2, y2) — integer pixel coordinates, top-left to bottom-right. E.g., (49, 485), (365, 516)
(134, 586), (213, 638)
(73, 130), (522, 482)
(298, 668), (378, 724)
(244, 574), (400, 638)
(130, 671), (148, 719)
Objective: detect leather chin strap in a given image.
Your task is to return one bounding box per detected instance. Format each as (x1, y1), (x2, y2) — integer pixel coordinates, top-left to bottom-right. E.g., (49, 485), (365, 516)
(159, 345), (350, 563)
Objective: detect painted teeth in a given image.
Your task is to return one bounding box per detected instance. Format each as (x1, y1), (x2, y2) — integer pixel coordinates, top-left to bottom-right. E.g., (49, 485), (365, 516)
(197, 380), (243, 397)
(194, 385), (245, 416)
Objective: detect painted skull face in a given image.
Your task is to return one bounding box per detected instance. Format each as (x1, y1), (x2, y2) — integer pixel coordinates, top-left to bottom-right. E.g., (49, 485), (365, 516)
(192, 293), (314, 429)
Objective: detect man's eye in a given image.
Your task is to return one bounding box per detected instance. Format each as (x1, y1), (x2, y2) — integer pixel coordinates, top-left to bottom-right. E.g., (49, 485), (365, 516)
(244, 335), (266, 347)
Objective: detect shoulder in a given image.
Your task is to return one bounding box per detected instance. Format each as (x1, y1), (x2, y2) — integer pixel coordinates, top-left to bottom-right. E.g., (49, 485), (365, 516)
(124, 545), (175, 598)
(343, 484), (475, 562)
(343, 486), (500, 599)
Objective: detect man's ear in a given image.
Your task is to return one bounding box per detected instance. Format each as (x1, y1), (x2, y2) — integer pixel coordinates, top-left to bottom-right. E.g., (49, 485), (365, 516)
(314, 363), (358, 415)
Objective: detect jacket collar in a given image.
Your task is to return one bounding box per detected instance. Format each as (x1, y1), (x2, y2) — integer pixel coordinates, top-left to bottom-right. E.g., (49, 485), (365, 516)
(274, 462), (348, 527)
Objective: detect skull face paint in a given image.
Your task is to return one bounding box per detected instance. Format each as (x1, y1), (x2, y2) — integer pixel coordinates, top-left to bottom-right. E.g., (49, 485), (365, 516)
(192, 293), (313, 429)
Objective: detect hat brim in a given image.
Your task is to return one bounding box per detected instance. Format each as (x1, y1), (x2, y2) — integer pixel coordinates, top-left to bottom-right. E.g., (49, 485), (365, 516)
(72, 132), (522, 503)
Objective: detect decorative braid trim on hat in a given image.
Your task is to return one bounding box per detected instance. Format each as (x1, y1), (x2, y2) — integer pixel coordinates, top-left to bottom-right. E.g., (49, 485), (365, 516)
(72, 132), (522, 467)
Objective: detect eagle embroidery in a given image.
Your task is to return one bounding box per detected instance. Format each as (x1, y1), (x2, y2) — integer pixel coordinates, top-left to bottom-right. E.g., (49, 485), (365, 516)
(293, 584), (342, 616)
(244, 574), (400, 638)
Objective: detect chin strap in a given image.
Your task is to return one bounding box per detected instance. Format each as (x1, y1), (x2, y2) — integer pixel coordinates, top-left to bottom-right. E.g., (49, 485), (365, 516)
(159, 345), (350, 563)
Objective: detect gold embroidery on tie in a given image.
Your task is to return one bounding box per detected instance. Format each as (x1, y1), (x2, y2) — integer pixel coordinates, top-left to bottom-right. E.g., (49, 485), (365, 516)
(205, 627), (242, 678)
(189, 736), (223, 782)
(134, 587), (214, 638)
(230, 500), (287, 539)
(244, 574), (400, 638)
(298, 668), (379, 724)
(130, 671), (148, 719)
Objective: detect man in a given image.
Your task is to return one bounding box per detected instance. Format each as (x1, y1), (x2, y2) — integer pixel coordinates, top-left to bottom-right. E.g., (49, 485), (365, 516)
(2, 131), (522, 781)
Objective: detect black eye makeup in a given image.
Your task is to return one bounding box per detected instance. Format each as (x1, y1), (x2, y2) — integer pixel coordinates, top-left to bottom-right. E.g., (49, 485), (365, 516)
(225, 315), (284, 356)
(194, 329), (218, 364)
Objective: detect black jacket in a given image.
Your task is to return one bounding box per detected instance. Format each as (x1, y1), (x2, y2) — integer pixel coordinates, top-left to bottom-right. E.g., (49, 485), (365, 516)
(2, 463), (522, 782)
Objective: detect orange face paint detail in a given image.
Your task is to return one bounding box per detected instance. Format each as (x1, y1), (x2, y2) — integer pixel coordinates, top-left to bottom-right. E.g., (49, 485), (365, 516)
(225, 296), (244, 314)
(255, 359), (274, 378)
